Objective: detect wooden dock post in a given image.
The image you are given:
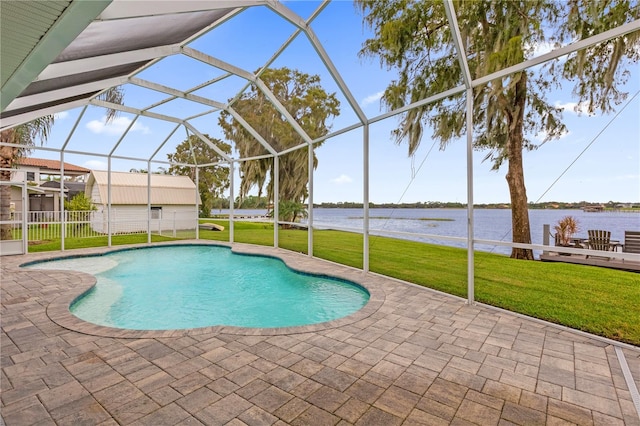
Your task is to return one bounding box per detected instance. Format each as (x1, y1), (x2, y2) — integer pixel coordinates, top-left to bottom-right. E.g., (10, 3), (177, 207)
(543, 224), (550, 255)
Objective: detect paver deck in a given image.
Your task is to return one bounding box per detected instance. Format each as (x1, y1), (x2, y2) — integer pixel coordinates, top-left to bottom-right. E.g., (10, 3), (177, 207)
(2, 241), (639, 425)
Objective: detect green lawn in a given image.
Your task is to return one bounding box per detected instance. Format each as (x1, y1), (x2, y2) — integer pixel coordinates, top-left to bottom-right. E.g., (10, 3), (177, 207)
(24, 219), (640, 345)
(26, 233), (179, 252)
(199, 220), (640, 346)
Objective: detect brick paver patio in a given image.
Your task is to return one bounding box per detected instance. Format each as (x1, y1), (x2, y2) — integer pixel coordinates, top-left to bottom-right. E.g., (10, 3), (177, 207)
(2, 241), (639, 425)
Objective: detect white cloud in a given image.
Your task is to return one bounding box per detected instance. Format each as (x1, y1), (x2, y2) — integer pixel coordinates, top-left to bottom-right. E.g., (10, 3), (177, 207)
(86, 116), (151, 135)
(54, 111), (69, 120)
(554, 100), (594, 116)
(616, 173), (639, 181)
(524, 40), (570, 72)
(331, 174), (353, 185)
(83, 160), (107, 170)
(526, 41), (556, 59)
(361, 91), (384, 107)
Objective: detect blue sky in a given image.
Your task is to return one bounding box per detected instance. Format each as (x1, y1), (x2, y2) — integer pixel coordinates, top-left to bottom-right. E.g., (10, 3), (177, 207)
(37, 1), (639, 204)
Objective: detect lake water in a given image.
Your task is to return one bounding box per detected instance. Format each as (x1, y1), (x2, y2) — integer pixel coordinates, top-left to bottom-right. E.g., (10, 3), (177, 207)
(217, 208), (640, 257)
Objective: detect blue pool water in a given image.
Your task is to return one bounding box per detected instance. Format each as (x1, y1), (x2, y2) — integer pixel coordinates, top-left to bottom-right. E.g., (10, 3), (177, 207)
(26, 245), (369, 330)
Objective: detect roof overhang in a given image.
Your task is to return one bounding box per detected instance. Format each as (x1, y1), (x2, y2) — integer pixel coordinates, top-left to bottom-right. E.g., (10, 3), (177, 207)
(1, 0), (264, 128)
(0, 0), (112, 112)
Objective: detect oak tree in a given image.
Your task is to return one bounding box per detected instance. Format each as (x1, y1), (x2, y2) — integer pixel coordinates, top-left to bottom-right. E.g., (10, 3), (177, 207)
(167, 134), (232, 217)
(218, 67), (340, 222)
(357, 0), (639, 259)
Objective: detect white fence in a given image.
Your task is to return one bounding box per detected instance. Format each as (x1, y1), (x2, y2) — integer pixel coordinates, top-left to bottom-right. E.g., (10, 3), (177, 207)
(89, 208), (197, 236)
(8, 210), (197, 243)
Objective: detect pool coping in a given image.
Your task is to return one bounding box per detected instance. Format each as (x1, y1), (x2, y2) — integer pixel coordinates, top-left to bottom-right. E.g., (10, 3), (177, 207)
(26, 241), (386, 339)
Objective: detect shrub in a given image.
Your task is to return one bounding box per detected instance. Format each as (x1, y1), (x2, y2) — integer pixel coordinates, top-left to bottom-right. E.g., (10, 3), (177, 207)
(554, 215), (579, 246)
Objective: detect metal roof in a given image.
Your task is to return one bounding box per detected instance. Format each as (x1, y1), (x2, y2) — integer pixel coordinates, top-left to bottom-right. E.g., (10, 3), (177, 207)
(87, 170), (199, 205)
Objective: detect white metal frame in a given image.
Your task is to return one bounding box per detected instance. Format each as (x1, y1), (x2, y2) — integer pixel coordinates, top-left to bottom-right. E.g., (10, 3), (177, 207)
(0, 177), (27, 256)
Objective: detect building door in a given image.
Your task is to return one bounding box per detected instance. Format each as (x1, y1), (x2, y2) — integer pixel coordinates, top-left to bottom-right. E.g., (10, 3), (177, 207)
(0, 180), (27, 255)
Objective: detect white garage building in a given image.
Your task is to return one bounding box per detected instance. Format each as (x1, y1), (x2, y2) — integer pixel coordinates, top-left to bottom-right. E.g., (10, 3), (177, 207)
(85, 170), (200, 235)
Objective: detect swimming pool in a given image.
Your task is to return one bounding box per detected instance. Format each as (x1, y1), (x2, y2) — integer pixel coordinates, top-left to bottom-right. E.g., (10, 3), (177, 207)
(25, 245), (369, 330)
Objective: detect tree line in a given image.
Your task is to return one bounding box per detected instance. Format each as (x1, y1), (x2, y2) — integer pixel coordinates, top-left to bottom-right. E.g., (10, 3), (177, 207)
(312, 201), (639, 210)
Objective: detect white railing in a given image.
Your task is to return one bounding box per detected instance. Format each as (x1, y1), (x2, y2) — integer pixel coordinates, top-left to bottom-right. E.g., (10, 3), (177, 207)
(10, 210), (198, 245)
(91, 209), (197, 237)
(24, 210), (103, 240)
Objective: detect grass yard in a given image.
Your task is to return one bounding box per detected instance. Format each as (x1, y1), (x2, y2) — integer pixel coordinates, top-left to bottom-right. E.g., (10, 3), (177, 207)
(199, 220), (640, 345)
(22, 219), (640, 345)
(26, 233), (179, 252)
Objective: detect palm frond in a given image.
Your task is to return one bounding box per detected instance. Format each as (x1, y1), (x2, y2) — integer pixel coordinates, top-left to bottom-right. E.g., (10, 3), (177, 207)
(96, 87), (125, 122)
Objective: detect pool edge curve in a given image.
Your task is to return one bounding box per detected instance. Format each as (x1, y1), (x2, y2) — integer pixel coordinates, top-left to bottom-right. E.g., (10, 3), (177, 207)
(35, 241), (385, 338)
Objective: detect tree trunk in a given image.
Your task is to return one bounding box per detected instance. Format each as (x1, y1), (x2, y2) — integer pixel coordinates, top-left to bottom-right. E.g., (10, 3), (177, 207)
(506, 73), (534, 260)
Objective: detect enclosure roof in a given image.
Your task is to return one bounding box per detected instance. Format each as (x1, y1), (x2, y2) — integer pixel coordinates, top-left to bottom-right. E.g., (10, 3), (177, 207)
(87, 170), (199, 205)
(1, 0), (639, 166)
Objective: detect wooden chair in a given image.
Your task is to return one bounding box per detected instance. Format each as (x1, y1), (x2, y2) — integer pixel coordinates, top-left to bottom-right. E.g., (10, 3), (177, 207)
(623, 231), (640, 254)
(587, 229), (611, 259)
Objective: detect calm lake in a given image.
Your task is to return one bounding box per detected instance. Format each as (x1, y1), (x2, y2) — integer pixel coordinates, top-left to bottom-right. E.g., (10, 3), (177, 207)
(220, 208), (640, 257)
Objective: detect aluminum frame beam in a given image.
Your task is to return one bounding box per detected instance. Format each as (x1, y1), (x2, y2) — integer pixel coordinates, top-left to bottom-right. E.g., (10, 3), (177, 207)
(253, 79), (314, 145)
(0, 98), (89, 130)
(265, 0), (368, 125)
(444, 1), (472, 89)
(182, 47), (255, 82)
(473, 19), (640, 89)
(60, 106), (87, 151)
(97, 1), (266, 21)
(129, 77), (226, 110)
(108, 115), (139, 156)
(36, 45), (180, 82)
(5, 76), (128, 112)
(444, 0), (476, 304)
(148, 74), (230, 116)
(226, 107), (278, 156)
(184, 44), (317, 147)
(149, 124), (181, 162)
(183, 121), (233, 162)
(90, 99), (183, 124)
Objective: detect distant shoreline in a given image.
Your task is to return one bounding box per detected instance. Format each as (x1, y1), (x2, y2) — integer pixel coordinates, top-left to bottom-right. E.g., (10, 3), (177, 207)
(312, 202), (640, 211)
(214, 198), (639, 211)
(349, 216), (454, 221)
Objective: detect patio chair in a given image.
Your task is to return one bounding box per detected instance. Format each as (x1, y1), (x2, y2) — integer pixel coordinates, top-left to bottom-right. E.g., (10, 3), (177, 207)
(586, 229), (611, 259)
(623, 231), (640, 254)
